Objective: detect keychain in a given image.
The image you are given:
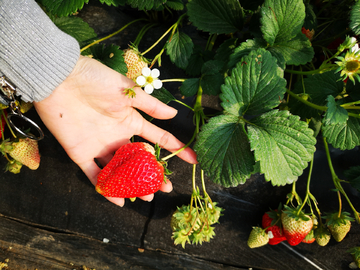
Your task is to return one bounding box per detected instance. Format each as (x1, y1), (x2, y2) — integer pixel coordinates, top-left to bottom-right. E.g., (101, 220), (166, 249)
(0, 76), (44, 141)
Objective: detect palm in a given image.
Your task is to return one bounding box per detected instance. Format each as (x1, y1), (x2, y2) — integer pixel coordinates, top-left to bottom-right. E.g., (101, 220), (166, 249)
(34, 56), (197, 206)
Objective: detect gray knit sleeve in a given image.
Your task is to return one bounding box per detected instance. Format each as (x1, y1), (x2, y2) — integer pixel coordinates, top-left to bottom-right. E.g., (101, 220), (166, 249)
(0, 0), (80, 102)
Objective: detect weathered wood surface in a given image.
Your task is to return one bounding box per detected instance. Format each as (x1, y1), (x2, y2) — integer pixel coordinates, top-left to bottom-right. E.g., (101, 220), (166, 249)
(0, 1), (360, 269)
(0, 215), (248, 270)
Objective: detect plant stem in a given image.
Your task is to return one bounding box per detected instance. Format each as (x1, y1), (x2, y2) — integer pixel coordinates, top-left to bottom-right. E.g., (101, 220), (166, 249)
(297, 155), (314, 215)
(133, 23), (158, 47)
(1, 109), (16, 138)
(322, 136), (360, 223)
(142, 13), (186, 56)
(80, 18), (146, 52)
(285, 66), (337, 75)
(161, 79), (185, 83)
(286, 89), (327, 111)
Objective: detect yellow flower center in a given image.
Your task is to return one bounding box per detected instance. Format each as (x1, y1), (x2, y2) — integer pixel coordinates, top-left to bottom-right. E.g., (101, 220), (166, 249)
(345, 60), (360, 73)
(146, 76), (154, 84)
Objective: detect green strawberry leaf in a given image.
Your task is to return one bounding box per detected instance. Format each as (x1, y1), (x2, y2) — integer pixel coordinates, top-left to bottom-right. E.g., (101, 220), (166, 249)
(344, 166), (360, 192)
(194, 115), (255, 187)
(180, 78), (200, 97)
(227, 38), (267, 70)
(289, 71), (344, 119)
(165, 0), (184, 10)
(186, 46), (214, 76)
(52, 16), (97, 48)
(248, 110), (316, 186)
(303, 3), (317, 31)
(221, 49), (287, 116)
(91, 44), (127, 75)
(99, 0), (126, 6)
(200, 60), (225, 96)
(214, 38), (240, 63)
(267, 32), (314, 66)
(151, 87), (176, 105)
(40, 0), (88, 17)
(186, 0), (244, 34)
(350, 0), (360, 35)
(322, 116), (360, 150)
(126, 0), (165, 10)
(260, 0), (305, 46)
(166, 32), (194, 69)
(323, 95), (349, 125)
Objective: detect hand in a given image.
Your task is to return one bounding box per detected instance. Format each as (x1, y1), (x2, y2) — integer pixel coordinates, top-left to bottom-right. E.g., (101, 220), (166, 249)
(34, 56), (197, 206)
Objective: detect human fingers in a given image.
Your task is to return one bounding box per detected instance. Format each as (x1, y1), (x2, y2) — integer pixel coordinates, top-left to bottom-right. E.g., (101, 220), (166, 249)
(136, 119), (198, 164)
(106, 197), (125, 207)
(138, 194), (154, 202)
(159, 179), (173, 193)
(130, 87), (178, 120)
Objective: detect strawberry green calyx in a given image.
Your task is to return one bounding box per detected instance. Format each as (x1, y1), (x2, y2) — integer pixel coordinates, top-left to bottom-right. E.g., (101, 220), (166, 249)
(247, 227), (269, 248)
(123, 87), (137, 98)
(5, 160), (22, 174)
(324, 211), (354, 242)
(348, 247), (360, 267)
(154, 143), (172, 181)
(171, 197), (223, 248)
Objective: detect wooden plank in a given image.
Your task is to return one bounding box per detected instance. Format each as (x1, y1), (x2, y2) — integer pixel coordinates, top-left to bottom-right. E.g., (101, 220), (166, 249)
(0, 216), (255, 270)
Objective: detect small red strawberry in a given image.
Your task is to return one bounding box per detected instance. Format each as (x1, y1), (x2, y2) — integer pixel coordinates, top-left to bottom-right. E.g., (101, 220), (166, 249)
(301, 27), (315, 41)
(96, 142), (168, 198)
(262, 208), (286, 245)
(302, 229), (316, 244)
(0, 110), (7, 139)
(1, 137), (40, 170)
(281, 205), (313, 246)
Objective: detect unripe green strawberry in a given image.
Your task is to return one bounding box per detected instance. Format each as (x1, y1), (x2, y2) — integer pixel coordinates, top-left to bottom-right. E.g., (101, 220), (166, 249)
(123, 47), (149, 80)
(324, 211), (354, 242)
(314, 225), (331, 246)
(2, 137), (40, 170)
(247, 227), (269, 248)
(96, 142), (167, 198)
(281, 205), (313, 246)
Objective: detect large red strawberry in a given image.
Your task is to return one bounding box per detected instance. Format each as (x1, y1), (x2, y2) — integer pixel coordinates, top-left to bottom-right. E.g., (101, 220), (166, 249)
(262, 208), (286, 245)
(96, 142), (167, 198)
(281, 205), (313, 246)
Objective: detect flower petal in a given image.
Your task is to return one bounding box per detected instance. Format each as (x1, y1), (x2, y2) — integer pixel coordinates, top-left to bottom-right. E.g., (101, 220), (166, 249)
(144, 84), (154, 94)
(136, 76), (146, 86)
(153, 79), (163, 89)
(151, 68), (160, 78)
(142, 67), (151, 76)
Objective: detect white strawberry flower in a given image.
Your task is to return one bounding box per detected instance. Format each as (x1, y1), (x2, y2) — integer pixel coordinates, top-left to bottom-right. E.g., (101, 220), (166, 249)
(351, 43), (360, 53)
(136, 67), (163, 94)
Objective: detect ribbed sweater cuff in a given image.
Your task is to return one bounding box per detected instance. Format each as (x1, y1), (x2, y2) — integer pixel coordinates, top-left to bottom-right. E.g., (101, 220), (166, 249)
(0, 0), (80, 102)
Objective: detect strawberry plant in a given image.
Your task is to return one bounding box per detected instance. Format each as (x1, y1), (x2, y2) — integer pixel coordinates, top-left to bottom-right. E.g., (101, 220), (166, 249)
(8, 0), (360, 265)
